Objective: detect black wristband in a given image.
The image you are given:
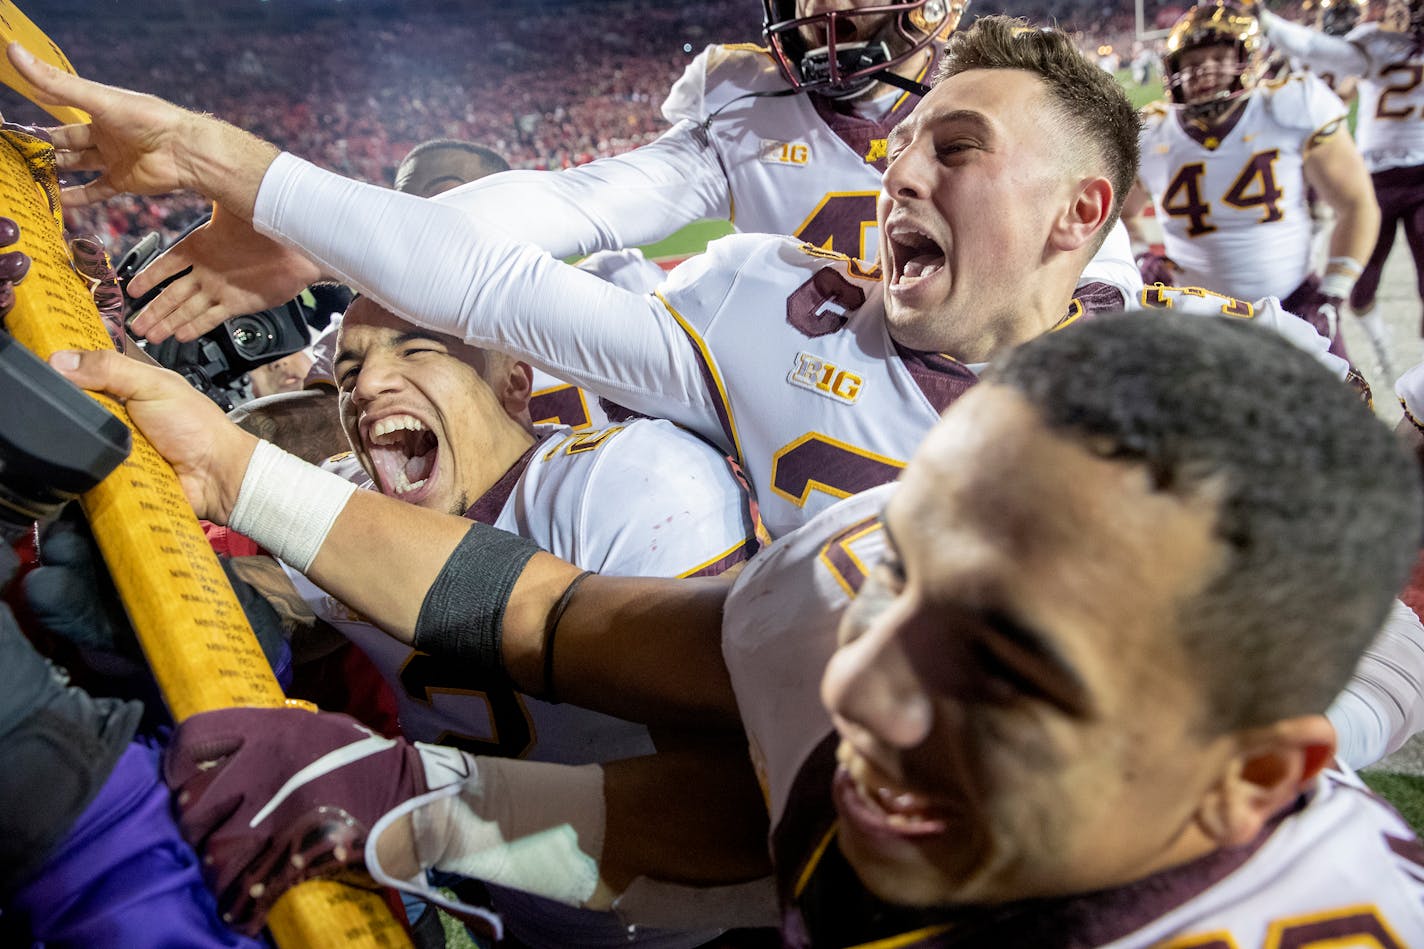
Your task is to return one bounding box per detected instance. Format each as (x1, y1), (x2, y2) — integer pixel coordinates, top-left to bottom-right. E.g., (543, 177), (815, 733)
(413, 521), (541, 675)
(541, 570), (593, 704)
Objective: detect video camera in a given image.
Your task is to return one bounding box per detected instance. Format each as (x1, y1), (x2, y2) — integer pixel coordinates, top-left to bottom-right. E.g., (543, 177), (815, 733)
(0, 330), (130, 542)
(114, 226), (314, 412)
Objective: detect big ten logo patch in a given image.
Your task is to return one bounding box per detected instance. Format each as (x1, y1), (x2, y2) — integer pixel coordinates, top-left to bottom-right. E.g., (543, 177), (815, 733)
(788, 351), (865, 405)
(761, 140), (811, 166)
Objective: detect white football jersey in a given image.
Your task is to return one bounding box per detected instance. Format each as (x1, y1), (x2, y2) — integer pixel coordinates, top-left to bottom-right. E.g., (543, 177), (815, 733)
(725, 487), (1424, 948)
(1138, 74), (1349, 300)
(723, 483), (892, 824)
(1348, 23), (1424, 173)
(294, 419), (753, 759)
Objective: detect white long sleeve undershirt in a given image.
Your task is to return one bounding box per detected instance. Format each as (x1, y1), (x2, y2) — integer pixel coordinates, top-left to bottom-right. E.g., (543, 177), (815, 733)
(1259, 10), (1369, 76)
(1328, 598), (1424, 769)
(432, 120), (731, 260)
(253, 152), (724, 445)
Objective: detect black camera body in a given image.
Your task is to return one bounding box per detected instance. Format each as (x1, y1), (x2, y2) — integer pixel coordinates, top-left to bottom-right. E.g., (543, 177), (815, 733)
(114, 228), (313, 411)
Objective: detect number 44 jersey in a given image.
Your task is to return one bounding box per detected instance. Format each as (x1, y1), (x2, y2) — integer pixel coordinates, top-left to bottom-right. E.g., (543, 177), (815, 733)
(1138, 73), (1348, 301)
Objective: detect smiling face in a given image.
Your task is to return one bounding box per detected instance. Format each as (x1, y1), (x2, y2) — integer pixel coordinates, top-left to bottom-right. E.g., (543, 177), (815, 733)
(334, 299), (533, 515)
(820, 383), (1236, 907)
(877, 68), (1083, 361)
(1175, 43), (1240, 105)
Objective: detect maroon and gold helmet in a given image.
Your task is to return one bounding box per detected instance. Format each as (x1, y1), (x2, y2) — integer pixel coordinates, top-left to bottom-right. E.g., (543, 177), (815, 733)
(1386, 0), (1424, 34)
(1316, 0), (1367, 35)
(762, 0), (969, 99)
(1161, 3), (1265, 109)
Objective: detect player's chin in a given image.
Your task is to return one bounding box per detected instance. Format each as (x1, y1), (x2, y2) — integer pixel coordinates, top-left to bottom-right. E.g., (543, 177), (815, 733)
(833, 770), (985, 907)
(838, 825), (985, 909)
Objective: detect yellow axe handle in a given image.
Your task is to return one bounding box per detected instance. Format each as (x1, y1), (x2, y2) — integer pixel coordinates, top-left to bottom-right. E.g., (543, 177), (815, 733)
(0, 132), (411, 948)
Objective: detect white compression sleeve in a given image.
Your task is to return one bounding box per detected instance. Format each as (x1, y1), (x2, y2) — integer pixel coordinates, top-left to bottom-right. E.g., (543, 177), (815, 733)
(1259, 10), (1369, 76)
(252, 153), (721, 437)
(434, 121), (731, 260)
(1327, 599), (1424, 769)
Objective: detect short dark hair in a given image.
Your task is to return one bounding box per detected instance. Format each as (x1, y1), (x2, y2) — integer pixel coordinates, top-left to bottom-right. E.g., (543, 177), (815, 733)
(397, 138), (509, 173)
(985, 312), (1422, 732)
(934, 16), (1141, 250)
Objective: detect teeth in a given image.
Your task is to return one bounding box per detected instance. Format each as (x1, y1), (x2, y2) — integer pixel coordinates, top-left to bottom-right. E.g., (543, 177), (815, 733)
(392, 468), (429, 496)
(901, 259), (944, 281)
(369, 414), (426, 444)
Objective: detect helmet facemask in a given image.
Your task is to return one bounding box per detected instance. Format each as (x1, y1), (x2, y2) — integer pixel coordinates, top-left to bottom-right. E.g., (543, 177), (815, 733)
(762, 0), (967, 99)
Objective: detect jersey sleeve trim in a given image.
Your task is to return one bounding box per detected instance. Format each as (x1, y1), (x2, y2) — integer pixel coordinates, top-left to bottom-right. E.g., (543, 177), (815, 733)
(676, 537), (754, 579)
(655, 289), (744, 464)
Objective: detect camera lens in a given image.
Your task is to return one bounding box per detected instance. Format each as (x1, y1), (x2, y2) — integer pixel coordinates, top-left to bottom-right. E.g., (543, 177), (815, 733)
(229, 314), (277, 360)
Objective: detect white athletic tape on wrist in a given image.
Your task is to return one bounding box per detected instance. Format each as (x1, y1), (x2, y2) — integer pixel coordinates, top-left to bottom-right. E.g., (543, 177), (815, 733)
(227, 439), (358, 573)
(1320, 271), (1355, 301)
(368, 744), (604, 912)
(1326, 255), (1364, 279)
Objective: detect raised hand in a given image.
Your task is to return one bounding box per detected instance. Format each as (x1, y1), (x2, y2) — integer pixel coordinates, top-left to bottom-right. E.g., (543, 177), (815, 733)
(127, 204), (324, 343)
(5, 43), (279, 218)
(46, 347), (258, 523)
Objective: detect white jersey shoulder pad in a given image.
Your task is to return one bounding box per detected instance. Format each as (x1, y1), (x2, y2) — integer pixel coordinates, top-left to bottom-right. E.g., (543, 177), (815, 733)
(662, 43), (782, 125)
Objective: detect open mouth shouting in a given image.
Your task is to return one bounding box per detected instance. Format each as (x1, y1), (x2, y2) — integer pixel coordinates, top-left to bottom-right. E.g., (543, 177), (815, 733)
(886, 218), (948, 306)
(363, 413), (440, 505)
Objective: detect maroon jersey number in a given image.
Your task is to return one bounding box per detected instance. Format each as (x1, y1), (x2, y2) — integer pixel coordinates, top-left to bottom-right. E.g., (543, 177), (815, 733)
(399, 652), (536, 759)
(771, 432), (905, 507)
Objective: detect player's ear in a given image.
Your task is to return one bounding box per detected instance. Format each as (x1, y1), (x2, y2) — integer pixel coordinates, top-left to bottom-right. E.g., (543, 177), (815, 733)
(497, 360), (534, 419)
(1193, 714), (1335, 847)
(1049, 175), (1113, 253)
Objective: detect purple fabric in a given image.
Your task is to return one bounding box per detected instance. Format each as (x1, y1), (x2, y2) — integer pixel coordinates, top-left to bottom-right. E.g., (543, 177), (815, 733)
(4, 736), (268, 948)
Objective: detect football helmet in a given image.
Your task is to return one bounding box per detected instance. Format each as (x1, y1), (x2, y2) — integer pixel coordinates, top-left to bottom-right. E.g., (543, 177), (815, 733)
(1315, 0), (1366, 35)
(762, 0), (969, 99)
(1386, 0), (1424, 34)
(1161, 3), (1264, 114)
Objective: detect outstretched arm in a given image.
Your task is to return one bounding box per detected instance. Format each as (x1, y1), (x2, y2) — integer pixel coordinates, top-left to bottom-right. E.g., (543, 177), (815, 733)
(49, 348), (741, 727)
(436, 119), (731, 259)
(1257, 10), (1370, 76)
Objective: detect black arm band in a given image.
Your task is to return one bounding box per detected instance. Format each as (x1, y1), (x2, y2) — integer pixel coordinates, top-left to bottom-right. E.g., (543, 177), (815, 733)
(413, 521), (541, 675)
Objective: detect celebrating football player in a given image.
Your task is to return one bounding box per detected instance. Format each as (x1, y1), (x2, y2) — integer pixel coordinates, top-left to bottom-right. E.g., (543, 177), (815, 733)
(292, 294), (761, 946)
(1255, 0), (1424, 372)
(106, 1), (1144, 442)
(52, 312), (1424, 945)
(9, 18), (1349, 540)
(1123, 2), (1379, 361)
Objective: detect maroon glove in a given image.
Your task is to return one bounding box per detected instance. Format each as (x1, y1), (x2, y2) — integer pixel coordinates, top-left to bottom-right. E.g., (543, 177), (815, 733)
(0, 216), (32, 319)
(163, 705), (429, 935)
(1135, 250), (1180, 288)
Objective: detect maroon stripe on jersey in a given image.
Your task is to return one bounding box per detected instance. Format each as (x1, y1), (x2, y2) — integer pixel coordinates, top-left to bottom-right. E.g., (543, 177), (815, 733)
(1388, 831), (1424, 870)
(667, 319), (739, 458)
(1274, 912), (1405, 949)
(682, 540), (753, 578)
(893, 341), (979, 413)
(463, 435), (552, 525)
